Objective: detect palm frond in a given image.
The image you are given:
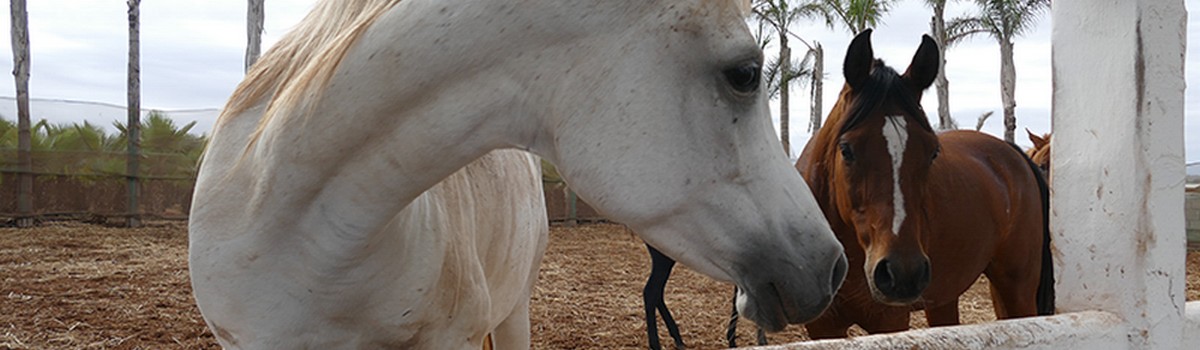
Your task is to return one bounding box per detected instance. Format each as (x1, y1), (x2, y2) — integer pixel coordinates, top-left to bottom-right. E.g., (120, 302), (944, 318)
(945, 17), (989, 46)
(963, 0), (1050, 40)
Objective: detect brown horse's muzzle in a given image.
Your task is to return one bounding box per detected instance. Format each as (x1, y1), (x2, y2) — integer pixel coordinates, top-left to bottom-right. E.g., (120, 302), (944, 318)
(868, 253), (930, 305)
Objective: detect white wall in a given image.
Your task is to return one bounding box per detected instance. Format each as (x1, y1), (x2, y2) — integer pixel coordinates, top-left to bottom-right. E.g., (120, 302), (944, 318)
(1051, 0), (1188, 348)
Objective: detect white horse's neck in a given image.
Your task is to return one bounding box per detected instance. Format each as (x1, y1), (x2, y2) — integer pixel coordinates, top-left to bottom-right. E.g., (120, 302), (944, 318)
(211, 2), (622, 234)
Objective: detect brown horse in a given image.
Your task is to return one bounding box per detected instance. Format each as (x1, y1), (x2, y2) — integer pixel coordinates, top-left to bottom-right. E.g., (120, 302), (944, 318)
(795, 30), (1053, 339)
(1026, 129), (1051, 174)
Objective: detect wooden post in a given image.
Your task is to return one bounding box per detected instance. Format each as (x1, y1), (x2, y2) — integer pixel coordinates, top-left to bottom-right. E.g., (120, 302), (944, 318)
(246, 0), (264, 71)
(9, 0), (32, 228)
(564, 187), (577, 227)
(126, 0), (141, 228)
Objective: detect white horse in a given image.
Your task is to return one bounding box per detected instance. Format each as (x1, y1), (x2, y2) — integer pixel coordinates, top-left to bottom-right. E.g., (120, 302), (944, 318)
(189, 0), (847, 349)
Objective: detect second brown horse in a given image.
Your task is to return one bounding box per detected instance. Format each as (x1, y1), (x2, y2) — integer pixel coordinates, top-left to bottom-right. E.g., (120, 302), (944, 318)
(795, 30), (1053, 338)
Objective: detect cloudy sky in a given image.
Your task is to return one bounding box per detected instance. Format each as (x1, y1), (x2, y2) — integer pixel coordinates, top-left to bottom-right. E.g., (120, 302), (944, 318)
(0, 0), (1196, 163)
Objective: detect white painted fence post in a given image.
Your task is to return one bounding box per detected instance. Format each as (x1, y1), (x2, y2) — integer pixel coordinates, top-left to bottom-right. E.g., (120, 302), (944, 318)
(1051, 1), (1187, 349)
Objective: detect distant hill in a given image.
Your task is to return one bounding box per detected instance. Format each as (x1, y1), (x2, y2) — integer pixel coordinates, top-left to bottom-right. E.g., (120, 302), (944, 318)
(0, 97), (219, 136)
(1189, 162), (1200, 178)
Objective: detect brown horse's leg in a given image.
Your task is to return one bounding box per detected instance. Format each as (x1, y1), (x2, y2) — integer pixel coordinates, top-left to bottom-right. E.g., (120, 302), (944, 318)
(803, 314), (854, 340)
(855, 310), (910, 335)
(985, 266), (1040, 319)
(924, 301), (961, 327)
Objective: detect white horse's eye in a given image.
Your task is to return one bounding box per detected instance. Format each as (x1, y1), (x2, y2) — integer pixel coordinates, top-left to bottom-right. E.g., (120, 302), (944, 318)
(723, 62), (760, 94)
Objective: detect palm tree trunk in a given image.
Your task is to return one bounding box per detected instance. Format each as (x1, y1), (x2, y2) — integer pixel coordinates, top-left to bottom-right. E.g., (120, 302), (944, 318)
(810, 43), (823, 135)
(779, 34), (791, 157)
(246, 0), (265, 71)
(930, 3), (956, 130)
(999, 36), (1016, 143)
(9, 0), (32, 227)
(126, 0), (141, 227)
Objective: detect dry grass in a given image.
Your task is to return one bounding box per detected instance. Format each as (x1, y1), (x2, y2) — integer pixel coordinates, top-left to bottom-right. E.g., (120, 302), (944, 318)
(1, 222), (1198, 349)
(0, 221), (213, 349)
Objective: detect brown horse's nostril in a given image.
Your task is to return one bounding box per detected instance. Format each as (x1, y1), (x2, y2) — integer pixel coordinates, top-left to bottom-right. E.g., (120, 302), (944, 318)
(873, 256), (931, 302)
(918, 259), (931, 286)
(873, 259), (895, 290)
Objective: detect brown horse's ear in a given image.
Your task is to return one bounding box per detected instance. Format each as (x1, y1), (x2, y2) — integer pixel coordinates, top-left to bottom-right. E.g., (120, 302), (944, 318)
(902, 35), (939, 91)
(844, 29), (874, 90)
(1027, 128), (1049, 149)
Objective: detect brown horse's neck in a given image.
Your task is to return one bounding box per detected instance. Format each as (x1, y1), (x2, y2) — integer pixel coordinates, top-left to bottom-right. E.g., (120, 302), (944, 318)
(798, 84), (855, 227)
(805, 85), (853, 169)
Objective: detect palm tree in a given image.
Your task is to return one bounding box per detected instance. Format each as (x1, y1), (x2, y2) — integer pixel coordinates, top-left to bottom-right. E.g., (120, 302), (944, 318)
(114, 111), (204, 177)
(61, 121), (117, 175)
(0, 117), (13, 177)
(126, 0), (142, 227)
(949, 0), (1050, 143)
(24, 120), (112, 176)
(0, 117), (14, 148)
(247, 0), (265, 71)
(753, 0), (822, 156)
(9, 0), (32, 227)
(807, 41), (823, 134)
(925, 0), (958, 130)
(811, 0), (899, 35)
(802, 0), (897, 134)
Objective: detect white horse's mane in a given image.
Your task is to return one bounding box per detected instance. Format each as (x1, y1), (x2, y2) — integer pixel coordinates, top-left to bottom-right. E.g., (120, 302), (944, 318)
(218, 0), (750, 145)
(219, 0), (403, 145)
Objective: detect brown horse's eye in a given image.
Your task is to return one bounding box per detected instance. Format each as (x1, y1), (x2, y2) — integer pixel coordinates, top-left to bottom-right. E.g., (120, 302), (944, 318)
(931, 147), (940, 161)
(840, 143), (855, 162)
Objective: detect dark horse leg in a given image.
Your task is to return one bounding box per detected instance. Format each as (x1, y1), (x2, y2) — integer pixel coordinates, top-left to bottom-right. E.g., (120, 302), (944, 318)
(725, 287), (767, 348)
(925, 301), (962, 327)
(644, 245), (685, 350)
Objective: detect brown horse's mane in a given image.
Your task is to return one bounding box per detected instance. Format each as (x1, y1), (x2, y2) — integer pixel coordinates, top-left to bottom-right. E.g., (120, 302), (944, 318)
(837, 59), (933, 136)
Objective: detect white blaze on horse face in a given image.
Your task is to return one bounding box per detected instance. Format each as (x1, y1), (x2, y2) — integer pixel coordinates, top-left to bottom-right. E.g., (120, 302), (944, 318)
(882, 115), (908, 235)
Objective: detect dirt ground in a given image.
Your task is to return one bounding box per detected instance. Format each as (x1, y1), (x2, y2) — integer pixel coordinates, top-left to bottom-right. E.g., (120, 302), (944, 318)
(1, 222), (1198, 349)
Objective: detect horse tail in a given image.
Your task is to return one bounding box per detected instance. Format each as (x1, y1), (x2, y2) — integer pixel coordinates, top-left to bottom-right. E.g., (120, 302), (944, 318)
(1007, 142), (1055, 315)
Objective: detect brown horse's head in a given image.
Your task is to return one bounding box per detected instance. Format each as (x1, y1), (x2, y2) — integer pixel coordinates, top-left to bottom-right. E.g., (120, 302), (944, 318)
(1026, 129), (1051, 174)
(824, 30), (940, 305)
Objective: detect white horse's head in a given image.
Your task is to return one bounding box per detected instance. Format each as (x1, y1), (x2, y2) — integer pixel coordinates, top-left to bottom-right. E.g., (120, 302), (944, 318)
(219, 0), (846, 332)
(509, 1), (847, 329)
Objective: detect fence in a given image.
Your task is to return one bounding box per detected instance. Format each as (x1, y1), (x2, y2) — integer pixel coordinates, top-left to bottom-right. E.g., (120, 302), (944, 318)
(0, 149), (195, 223)
(1188, 186), (1200, 249)
(1, 152), (600, 224)
(543, 182), (605, 224)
